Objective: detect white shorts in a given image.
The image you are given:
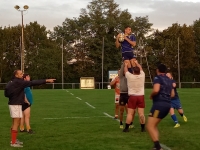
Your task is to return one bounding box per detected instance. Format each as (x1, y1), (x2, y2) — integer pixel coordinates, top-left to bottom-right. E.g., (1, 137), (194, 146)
(115, 95), (120, 104)
(9, 105), (23, 118)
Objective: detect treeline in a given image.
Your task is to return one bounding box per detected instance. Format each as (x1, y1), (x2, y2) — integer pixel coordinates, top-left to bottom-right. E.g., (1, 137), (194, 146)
(0, 0), (200, 83)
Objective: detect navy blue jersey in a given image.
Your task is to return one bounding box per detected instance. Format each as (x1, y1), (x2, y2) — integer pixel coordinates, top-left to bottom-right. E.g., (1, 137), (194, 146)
(152, 74), (173, 104)
(121, 34), (136, 53)
(171, 80), (179, 100)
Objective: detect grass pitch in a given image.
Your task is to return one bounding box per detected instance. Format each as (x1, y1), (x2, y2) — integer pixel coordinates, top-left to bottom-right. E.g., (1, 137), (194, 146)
(0, 89), (200, 150)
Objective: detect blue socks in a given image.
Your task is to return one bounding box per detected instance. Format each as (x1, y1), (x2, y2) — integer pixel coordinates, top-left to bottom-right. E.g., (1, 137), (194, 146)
(171, 114), (178, 123)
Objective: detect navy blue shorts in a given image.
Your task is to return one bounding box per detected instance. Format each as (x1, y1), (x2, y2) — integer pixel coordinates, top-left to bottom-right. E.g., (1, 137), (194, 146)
(171, 99), (182, 109)
(119, 93), (129, 106)
(122, 52), (135, 60)
(149, 103), (170, 119)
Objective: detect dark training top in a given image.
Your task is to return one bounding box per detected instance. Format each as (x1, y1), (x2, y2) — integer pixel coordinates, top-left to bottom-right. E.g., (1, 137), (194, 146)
(5, 77), (46, 105)
(152, 74), (173, 104)
(121, 34), (136, 53)
(171, 79), (179, 100)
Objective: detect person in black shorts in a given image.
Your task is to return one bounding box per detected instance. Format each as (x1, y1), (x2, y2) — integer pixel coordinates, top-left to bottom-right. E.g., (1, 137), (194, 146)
(146, 64), (175, 150)
(20, 74), (34, 134)
(118, 63), (135, 129)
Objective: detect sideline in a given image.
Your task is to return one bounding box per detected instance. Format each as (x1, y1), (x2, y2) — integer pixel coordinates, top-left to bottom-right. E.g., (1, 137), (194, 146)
(76, 97), (82, 100)
(103, 112), (120, 122)
(85, 102), (96, 109)
(43, 116), (107, 119)
(160, 143), (172, 150)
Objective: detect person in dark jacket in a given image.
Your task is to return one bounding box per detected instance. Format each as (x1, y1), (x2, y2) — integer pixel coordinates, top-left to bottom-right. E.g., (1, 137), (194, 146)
(4, 70), (55, 148)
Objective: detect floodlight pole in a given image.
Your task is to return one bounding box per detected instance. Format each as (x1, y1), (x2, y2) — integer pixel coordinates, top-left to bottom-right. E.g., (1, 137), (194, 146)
(21, 10), (25, 73)
(102, 37), (104, 89)
(62, 37), (64, 89)
(178, 37), (181, 88)
(19, 36), (22, 70)
(15, 5), (29, 73)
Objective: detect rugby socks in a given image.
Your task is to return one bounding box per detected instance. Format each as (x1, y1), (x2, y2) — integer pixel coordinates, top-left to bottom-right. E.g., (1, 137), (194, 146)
(171, 114), (178, 123)
(130, 122), (133, 125)
(179, 113), (183, 117)
(26, 125), (31, 132)
(154, 141), (161, 150)
(120, 121), (123, 125)
(125, 123), (130, 129)
(141, 124), (145, 131)
(20, 125), (24, 131)
(11, 130), (18, 144)
(128, 68), (133, 73)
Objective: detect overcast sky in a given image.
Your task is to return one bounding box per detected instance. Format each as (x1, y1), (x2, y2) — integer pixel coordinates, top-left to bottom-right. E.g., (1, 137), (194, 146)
(1, 0), (200, 31)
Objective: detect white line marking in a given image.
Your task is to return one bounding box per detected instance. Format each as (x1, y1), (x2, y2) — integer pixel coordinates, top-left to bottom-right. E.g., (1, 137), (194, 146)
(43, 116), (107, 119)
(160, 143), (171, 150)
(44, 118), (62, 119)
(66, 90), (69, 92)
(103, 112), (120, 122)
(70, 93), (74, 95)
(85, 102), (95, 109)
(76, 97), (82, 100)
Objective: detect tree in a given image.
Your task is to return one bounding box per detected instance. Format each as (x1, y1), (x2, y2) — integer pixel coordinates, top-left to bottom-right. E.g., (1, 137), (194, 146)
(190, 19), (200, 82)
(147, 23), (198, 81)
(24, 21), (63, 81)
(0, 25), (21, 82)
(52, 0), (153, 82)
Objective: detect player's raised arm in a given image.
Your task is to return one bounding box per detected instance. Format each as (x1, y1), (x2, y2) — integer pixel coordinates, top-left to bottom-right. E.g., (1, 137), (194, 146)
(124, 35), (136, 47)
(124, 62), (129, 75)
(134, 60), (143, 71)
(115, 34), (121, 48)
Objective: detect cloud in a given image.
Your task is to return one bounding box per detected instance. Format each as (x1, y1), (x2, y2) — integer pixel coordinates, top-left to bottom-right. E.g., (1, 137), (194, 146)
(114, 0), (200, 30)
(0, 0), (199, 31)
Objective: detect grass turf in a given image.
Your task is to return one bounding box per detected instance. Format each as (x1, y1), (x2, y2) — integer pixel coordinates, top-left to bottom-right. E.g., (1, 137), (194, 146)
(0, 89), (200, 150)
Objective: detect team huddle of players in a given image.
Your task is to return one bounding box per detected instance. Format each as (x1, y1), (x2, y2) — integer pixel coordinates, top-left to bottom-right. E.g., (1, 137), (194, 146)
(111, 26), (187, 150)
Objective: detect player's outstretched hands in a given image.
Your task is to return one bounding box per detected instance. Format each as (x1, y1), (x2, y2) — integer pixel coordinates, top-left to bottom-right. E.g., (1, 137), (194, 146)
(116, 33), (120, 39)
(46, 79), (56, 83)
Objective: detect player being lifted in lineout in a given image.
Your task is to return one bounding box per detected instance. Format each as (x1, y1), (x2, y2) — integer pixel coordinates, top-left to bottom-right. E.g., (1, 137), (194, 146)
(115, 26), (136, 73)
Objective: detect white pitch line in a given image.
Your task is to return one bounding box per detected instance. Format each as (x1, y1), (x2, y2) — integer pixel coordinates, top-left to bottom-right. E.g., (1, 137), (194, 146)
(85, 102), (95, 109)
(66, 90), (69, 92)
(160, 143), (172, 150)
(43, 118), (62, 120)
(103, 112), (120, 122)
(43, 116), (107, 119)
(70, 93), (74, 95)
(76, 97), (82, 100)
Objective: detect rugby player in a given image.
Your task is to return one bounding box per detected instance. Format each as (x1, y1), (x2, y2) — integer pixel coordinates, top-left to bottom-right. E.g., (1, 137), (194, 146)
(146, 64), (175, 150)
(110, 70), (120, 119)
(166, 72), (187, 128)
(115, 26), (136, 73)
(123, 60), (145, 132)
